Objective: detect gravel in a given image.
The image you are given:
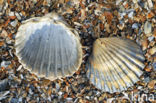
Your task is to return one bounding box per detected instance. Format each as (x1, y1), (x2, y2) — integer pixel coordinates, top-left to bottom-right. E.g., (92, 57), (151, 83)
(0, 0), (156, 102)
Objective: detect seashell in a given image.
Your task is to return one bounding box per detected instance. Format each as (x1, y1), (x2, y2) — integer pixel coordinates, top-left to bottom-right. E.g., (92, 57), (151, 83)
(86, 37), (145, 93)
(15, 13), (82, 80)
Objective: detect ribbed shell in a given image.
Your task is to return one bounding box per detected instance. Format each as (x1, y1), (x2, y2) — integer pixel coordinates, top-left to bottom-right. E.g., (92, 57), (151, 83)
(15, 13), (82, 80)
(86, 37), (145, 93)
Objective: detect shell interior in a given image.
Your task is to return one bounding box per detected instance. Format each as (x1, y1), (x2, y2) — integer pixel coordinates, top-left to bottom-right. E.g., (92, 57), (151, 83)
(15, 13), (82, 80)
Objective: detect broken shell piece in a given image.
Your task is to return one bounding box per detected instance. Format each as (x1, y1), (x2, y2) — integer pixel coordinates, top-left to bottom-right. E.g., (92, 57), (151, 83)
(15, 13), (82, 80)
(86, 37), (145, 93)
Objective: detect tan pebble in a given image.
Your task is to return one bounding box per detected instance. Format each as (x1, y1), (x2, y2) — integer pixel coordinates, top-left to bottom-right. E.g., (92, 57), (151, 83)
(1, 30), (8, 37)
(47, 88), (52, 96)
(149, 46), (156, 55)
(144, 66), (152, 72)
(149, 41), (155, 47)
(147, 11), (155, 19)
(154, 57), (156, 62)
(148, 80), (156, 89)
(141, 38), (149, 51)
(153, 28), (156, 38)
(22, 92), (27, 97)
(0, 41), (4, 47)
(41, 79), (51, 87)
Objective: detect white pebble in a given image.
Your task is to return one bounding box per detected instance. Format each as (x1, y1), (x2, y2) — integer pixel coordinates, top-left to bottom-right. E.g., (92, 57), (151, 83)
(17, 65), (23, 71)
(10, 20), (18, 27)
(132, 23), (138, 29)
(144, 21), (152, 34)
(15, 12), (21, 20)
(128, 11), (134, 19)
(66, 97), (73, 102)
(147, 0), (153, 8)
(9, 12), (14, 16)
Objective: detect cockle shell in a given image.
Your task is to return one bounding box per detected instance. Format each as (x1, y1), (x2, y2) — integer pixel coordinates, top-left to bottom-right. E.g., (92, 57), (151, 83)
(15, 13), (82, 80)
(86, 37), (145, 93)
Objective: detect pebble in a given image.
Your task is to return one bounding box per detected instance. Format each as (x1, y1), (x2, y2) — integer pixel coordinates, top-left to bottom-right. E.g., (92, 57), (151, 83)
(152, 62), (156, 71)
(132, 23), (138, 29)
(0, 78), (9, 92)
(132, 0), (138, 3)
(17, 65), (23, 71)
(18, 97), (22, 102)
(144, 21), (152, 35)
(0, 61), (11, 68)
(0, 0), (4, 11)
(85, 96), (90, 100)
(10, 20), (18, 27)
(149, 46), (156, 55)
(148, 80), (155, 89)
(1, 30), (8, 38)
(9, 12), (14, 16)
(128, 11), (134, 19)
(148, 36), (154, 41)
(66, 97), (73, 102)
(15, 12), (21, 20)
(0, 91), (10, 100)
(147, 0), (153, 8)
(55, 83), (60, 91)
(144, 77), (150, 83)
(11, 98), (18, 103)
(141, 38), (148, 50)
(137, 86), (143, 90)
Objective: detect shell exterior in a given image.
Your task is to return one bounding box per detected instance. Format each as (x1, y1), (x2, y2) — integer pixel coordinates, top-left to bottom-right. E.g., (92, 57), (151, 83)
(15, 13), (82, 80)
(86, 37), (145, 93)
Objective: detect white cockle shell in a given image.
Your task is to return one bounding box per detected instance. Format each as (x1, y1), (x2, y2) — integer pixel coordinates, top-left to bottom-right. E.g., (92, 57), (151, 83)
(15, 13), (82, 80)
(86, 37), (145, 93)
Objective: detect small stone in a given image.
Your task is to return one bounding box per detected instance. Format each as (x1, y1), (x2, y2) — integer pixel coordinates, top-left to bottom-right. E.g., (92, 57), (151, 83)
(41, 79), (51, 87)
(15, 12), (21, 20)
(8, 12), (14, 16)
(20, 74), (24, 79)
(17, 65), (23, 71)
(153, 62), (156, 71)
(132, 0), (138, 3)
(148, 36), (154, 41)
(66, 97), (73, 102)
(10, 20), (18, 27)
(148, 80), (155, 89)
(85, 96), (90, 100)
(141, 38), (148, 51)
(147, 11), (154, 19)
(18, 97), (22, 102)
(1, 30), (8, 37)
(144, 66), (152, 72)
(144, 77), (150, 83)
(137, 86), (142, 90)
(0, 61), (11, 68)
(58, 91), (63, 96)
(147, 0), (153, 8)
(28, 89), (33, 95)
(149, 46), (156, 55)
(128, 11), (134, 19)
(0, 91), (10, 100)
(0, 41), (4, 47)
(132, 23), (138, 29)
(144, 21), (152, 36)
(55, 83), (60, 91)
(11, 98), (18, 103)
